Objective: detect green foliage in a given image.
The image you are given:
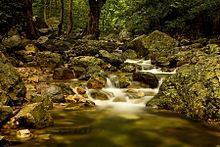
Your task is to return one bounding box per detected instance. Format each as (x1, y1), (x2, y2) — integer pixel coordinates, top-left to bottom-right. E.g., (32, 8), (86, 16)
(0, 0), (24, 36)
(100, 0), (220, 36)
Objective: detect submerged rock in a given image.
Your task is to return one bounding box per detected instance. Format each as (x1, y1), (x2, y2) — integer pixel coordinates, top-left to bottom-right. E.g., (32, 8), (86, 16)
(12, 102), (53, 128)
(146, 55), (220, 128)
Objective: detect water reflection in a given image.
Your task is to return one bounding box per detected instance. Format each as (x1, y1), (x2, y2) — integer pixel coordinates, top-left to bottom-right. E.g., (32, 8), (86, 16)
(13, 106), (220, 147)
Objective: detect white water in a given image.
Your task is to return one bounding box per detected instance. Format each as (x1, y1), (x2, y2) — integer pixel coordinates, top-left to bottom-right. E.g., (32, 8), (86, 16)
(88, 59), (176, 111)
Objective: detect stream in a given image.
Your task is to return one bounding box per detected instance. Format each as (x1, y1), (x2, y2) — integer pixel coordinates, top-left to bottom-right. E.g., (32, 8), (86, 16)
(7, 59), (220, 146)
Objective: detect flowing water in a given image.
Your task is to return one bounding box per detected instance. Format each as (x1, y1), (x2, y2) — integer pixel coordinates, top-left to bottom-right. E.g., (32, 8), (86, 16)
(10, 59), (220, 146)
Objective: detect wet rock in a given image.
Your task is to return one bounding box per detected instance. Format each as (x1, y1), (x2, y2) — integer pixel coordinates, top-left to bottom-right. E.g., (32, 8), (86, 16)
(75, 87), (86, 95)
(120, 63), (137, 72)
(12, 102), (53, 128)
(16, 129), (33, 141)
(87, 74), (107, 89)
(146, 55), (220, 128)
(0, 53), (26, 106)
(127, 89), (145, 99)
(35, 51), (63, 68)
(65, 95), (87, 103)
(53, 67), (75, 80)
(112, 97), (127, 102)
(0, 106), (13, 125)
(90, 90), (109, 100)
(117, 73), (132, 88)
(43, 85), (65, 103)
(133, 72), (159, 88)
(99, 50), (124, 67)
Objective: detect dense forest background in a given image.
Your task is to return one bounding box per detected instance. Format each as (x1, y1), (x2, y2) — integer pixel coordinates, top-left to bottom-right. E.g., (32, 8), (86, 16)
(1, 0), (220, 40)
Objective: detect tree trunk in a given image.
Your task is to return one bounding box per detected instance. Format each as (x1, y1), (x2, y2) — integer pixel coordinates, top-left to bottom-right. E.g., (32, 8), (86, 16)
(49, 0), (52, 17)
(54, 0), (58, 16)
(57, 0), (64, 35)
(44, 0), (47, 22)
(67, 0), (73, 35)
(86, 0), (107, 39)
(24, 0), (39, 39)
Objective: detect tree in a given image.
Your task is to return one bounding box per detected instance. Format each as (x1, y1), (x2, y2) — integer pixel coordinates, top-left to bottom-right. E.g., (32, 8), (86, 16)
(85, 0), (107, 39)
(57, 0), (64, 35)
(67, 0), (73, 35)
(24, 0), (39, 39)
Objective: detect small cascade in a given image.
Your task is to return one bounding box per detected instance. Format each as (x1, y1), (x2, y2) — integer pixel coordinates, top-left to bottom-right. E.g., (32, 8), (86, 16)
(88, 59), (176, 110)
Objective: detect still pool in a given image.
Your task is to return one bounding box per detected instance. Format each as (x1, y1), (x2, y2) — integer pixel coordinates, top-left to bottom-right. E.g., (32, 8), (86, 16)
(11, 104), (220, 147)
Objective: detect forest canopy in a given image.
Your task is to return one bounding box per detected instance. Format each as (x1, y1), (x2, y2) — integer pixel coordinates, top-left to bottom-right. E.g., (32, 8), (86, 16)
(1, 0), (220, 39)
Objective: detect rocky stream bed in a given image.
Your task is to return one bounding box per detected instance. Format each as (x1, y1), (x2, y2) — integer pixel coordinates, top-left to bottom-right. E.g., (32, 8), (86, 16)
(1, 30), (220, 146)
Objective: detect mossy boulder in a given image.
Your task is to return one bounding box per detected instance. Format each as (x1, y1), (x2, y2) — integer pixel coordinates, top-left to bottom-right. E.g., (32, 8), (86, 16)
(12, 102), (53, 128)
(0, 52), (26, 106)
(35, 51), (63, 68)
(99, 50), (124, 67)
(146, 55), (220, 128)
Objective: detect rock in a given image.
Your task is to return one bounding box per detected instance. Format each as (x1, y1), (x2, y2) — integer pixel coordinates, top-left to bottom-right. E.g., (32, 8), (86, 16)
(87, 74), (107, 89)
(70, 40), (117, 56)
(120, 63), (137, 73)
(126, 89), (145, 99)
(12, 102), (53, 128)
(90, 90), (109, 100)
(0, 53), (26, 106)
(65, 95), (87, 103)
(146, 55), (220, 128)
(121, 49), (138, 60)
(143, 30), (179, 53)
(2, 35), (22, 49)
(33, 16), (49, 29)
(0, 136), (9, 146)
(0, 106), (13, 125)
(117, 73), (132, 88)
(69, 56), (106, 79)
(31, 94), (53, 110)
(119, 29), (132, 41)
(75, 87), (86, 95)
(99, 50), (124, 67)
(203, 44), (220, 54)
(53, 67), (75, 80)
(112, 97), (127, 102)
(123, 34), (149, 58)
(43, 85), (65, 103)
(132, 72), (159, 88)
(36, 36), (49, 45)
(35, 51), (63, 68)
(16, 129), (33, 141)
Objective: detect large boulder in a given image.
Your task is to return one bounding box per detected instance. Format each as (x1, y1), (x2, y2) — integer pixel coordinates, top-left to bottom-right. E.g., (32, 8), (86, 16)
(69, 56), (109, 79)
(0, 52), (26, 106)
(146, 55), (220, 128)
(35, 51), (63, 68)
(133, 72), (159, 88)
(99, 50), (124, 67)
(11, 102), (53, 128)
